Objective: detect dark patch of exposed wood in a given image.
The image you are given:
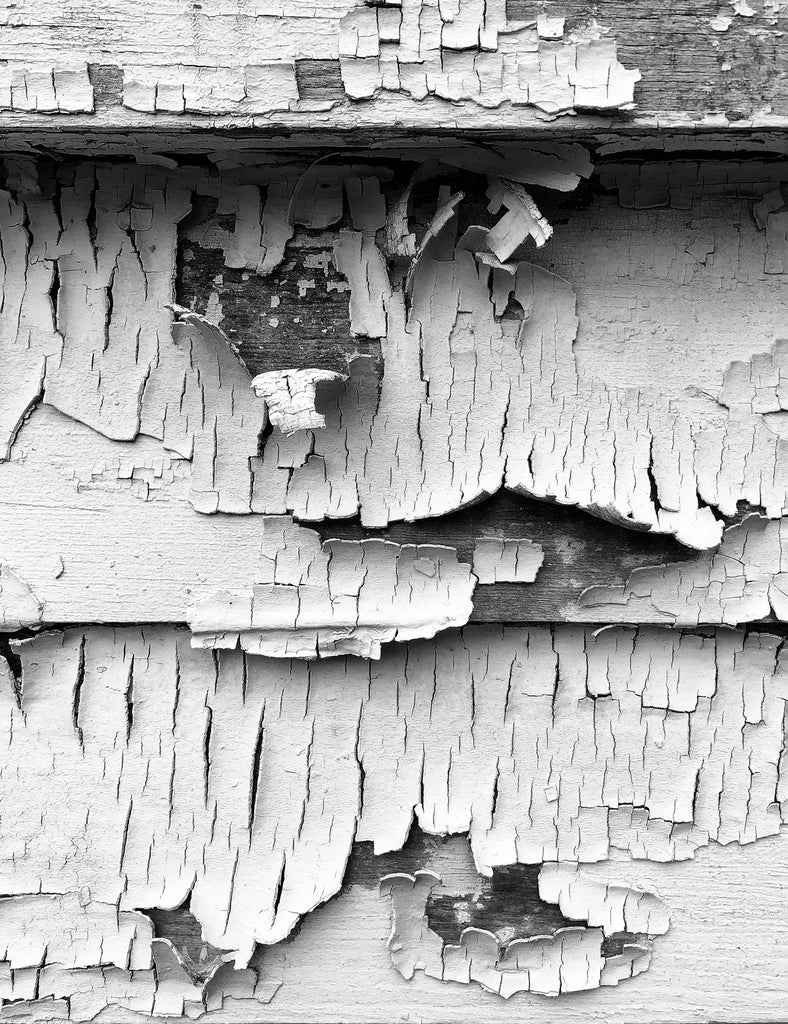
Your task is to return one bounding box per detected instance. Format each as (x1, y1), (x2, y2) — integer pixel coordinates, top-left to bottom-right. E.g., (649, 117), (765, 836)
(295, 59), (346, 103)
(425, 863), (572, 943)
(146, 903), (227, 983)
(178, 191), (383, 377)
(87, 65), (125, 108)
(508, 0), (788, 121)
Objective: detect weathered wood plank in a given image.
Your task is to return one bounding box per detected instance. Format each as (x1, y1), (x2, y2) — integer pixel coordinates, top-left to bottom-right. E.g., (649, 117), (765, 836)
(508, 0), (788, 123)
(0, 0), (784, 136)
(0, 1), (786, 1021)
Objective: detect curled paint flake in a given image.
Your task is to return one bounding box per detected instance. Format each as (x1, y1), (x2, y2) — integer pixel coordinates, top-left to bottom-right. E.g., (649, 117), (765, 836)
(483, 178), (553, 257)
(405, 190), (465, 295)
(0, 562), (43, 628)
(457, 179), (552, 264)
(251, 369), (348, 434)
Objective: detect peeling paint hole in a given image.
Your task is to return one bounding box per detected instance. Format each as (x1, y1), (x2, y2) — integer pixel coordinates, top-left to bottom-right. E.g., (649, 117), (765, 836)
(295, 59), (345, 102)
(498, 294), (525, 324)
(87, 64), (124, 107)
(602, 930), (645, 957)
(426, 863), (571, 944)
(427, 876), (647, 964)
(343, 830), (463, 890)
(145, 902), (227, 983)
(177, 189), (368, 376)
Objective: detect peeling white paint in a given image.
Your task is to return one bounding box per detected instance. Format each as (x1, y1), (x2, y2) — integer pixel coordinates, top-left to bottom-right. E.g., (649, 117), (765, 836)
(2, 155), (788, 550)
(0, 621), (784, 995)
(188, 519), (476, 657)
(472, 537), (544, 583)
(338, 0), (640, 115)
(574, 514), (788, 624)
(251, 369), (348, 434)
(0, 562), (43, 628)
(0, 8), (786, 1022)
(0, 63), (93, 112)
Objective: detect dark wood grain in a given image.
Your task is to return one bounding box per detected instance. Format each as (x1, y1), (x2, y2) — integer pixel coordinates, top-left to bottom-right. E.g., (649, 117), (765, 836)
(295, 60), (345, 104)
(507, 0), (788, 121)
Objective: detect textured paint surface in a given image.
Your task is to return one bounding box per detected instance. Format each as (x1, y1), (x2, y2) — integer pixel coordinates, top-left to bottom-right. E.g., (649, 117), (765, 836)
(0, 623), (786, 1014)
(188, 518), (476, 657)
(0, 17), (786, 1012)
(2, 155), (788, 554)
(0, 1), (639, 123)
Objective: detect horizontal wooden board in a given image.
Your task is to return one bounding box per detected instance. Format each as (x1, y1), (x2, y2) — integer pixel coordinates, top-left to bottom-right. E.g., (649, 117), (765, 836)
(0, 0), (784, 137)
(1, 623), (786, 1019)
(219, 836), (788, 1023)
(508, 0), (788, 124)
(0, 151), (786, 632)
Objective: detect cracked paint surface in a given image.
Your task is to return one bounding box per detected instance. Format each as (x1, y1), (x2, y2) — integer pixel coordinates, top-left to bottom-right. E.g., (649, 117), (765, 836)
(338, 0), (640, 113)
(0, 2), (639, 121)
(0, 63), (93, 112)
(0, 132), (786, 1022)
(574, 513), (788, 624)
(188, 517), (476, 657)
(3, 155), (787, 553)
(0, 620), (784, 1017)
(718, 336), (788, 412)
